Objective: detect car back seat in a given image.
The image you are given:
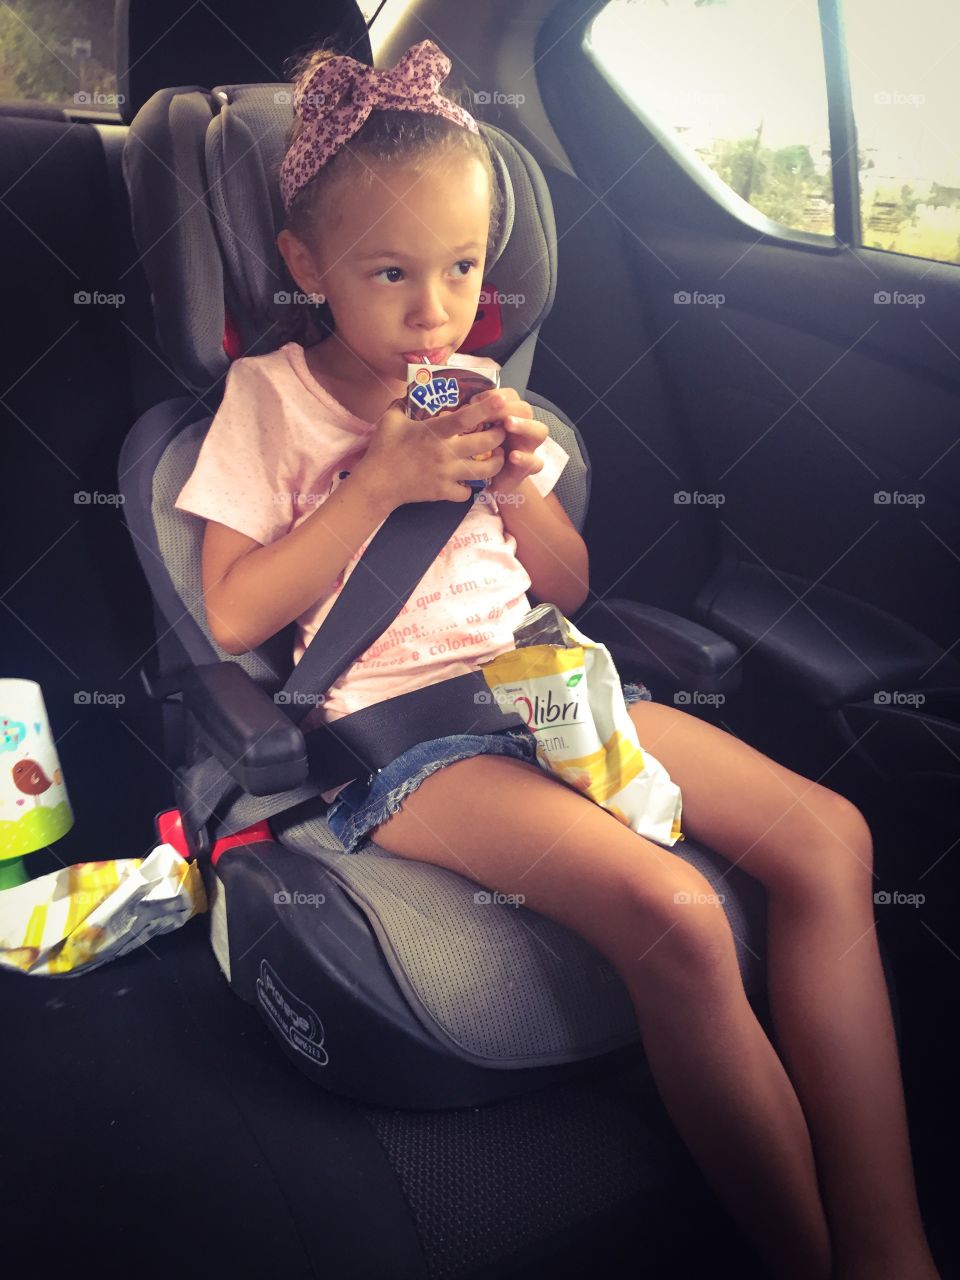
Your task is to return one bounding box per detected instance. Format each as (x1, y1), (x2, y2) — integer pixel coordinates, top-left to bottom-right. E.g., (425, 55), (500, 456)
(0, 11), (897, 1279)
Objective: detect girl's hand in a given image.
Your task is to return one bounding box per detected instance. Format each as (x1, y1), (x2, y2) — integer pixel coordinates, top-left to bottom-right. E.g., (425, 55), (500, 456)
(474, 388), (547, 495)
(356, 396), (508, 508)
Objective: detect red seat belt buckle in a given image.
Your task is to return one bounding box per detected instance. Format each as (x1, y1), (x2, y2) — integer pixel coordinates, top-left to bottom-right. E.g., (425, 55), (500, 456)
(155, 808), (273, 863)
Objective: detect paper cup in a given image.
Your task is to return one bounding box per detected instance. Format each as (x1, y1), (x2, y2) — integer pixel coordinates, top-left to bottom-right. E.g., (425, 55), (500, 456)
(0, 679), (74, 870)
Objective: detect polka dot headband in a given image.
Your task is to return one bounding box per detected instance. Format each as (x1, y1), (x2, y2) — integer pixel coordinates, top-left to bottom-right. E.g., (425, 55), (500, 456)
(279, 39), (480, 213)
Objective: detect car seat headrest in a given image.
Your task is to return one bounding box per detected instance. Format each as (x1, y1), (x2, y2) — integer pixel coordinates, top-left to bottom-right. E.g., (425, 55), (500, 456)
(207, 84), (516, 337)
(115, 0), (371, 126)
(123, 85), (556, 392)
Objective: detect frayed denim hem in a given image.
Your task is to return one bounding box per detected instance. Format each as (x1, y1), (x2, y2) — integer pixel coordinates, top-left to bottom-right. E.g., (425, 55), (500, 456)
(622, 680), (653, 705)
(325, 679), (653, 854)
(327, 730), (538, 854)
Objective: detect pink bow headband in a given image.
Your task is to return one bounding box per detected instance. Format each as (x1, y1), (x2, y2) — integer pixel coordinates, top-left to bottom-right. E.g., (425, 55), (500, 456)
(279, 40), (480, 212)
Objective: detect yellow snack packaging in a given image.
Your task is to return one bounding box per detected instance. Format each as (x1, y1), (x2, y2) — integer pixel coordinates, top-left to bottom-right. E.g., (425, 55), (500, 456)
(479, 604), (684, 847)
(0, 843), (207, 977)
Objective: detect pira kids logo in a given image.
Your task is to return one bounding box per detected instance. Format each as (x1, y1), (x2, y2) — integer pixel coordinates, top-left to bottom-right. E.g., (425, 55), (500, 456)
(408, 368), (461, 415)
(512, 673), (583, 731)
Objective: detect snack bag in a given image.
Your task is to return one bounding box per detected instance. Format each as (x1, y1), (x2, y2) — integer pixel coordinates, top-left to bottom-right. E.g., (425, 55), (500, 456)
(0, 842), (207, 977)
(479, 604), (684, 847)
(406, 354), (500, 490)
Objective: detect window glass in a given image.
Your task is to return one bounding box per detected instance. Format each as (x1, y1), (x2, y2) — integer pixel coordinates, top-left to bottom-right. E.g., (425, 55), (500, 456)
(587, 0), (835, 236)
(842, 0), (960, 266)
(0, 0), (119, 112)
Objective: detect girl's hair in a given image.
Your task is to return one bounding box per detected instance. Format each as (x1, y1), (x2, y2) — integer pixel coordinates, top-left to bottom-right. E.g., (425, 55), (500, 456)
(275, 40), (503, 347)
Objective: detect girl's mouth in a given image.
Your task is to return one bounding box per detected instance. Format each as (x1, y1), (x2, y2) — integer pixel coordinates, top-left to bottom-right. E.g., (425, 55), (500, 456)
(401, 346), (451, 364)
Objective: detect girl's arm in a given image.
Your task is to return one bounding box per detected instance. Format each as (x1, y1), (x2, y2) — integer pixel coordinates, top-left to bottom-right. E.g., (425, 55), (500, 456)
(202, 396), (510, 655)
(495, 479), (590, 617)
(203, 463), (394, 655)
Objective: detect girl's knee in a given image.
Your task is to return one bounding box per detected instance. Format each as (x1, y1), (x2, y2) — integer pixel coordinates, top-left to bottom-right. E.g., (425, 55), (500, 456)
(614, 861), (740, 985)
(776, 791), (875, 904)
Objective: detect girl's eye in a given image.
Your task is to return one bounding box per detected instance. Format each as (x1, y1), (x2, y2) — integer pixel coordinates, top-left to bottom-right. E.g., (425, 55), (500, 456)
(372, 260), (478, 284)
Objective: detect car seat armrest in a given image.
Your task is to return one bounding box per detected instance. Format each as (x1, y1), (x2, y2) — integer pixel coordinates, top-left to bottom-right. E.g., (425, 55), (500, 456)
(576, 597), (742, 696)
(180, 661), (309, 796)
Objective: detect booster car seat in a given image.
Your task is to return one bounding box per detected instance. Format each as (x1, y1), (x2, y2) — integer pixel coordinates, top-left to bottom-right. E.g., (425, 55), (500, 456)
(116, 78), (879, 1109)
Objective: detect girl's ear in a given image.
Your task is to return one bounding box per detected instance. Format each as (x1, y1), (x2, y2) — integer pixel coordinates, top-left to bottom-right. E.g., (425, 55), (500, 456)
(277, 229), (327, 297)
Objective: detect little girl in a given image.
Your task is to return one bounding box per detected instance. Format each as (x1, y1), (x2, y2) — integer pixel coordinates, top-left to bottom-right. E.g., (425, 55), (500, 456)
(175, 39), (941, 1280)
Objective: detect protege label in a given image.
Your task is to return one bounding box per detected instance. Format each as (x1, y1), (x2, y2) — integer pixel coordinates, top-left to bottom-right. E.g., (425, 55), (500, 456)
(408, 374), (461, 416)
(256, 958), (329, 1066)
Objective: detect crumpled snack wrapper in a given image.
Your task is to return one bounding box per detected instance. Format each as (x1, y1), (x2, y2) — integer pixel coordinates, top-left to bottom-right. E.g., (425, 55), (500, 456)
(480, 605), (684, 848)
(0, 843), (207, 977)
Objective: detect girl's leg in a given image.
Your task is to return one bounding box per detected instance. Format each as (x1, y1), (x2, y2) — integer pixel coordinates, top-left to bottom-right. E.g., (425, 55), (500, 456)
(625, 700), (942, 1280)
(369, 753), (831, 1280)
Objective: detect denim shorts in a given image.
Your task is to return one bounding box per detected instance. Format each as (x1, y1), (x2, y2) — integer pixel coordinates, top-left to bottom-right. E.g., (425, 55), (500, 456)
(325, 679), (653, 853)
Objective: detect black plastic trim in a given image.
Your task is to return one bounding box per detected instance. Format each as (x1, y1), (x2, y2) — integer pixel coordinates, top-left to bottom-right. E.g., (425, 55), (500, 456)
(818, 0), (862, 247)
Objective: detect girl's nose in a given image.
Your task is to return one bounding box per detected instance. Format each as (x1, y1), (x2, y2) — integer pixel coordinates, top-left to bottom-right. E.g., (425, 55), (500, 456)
(409, 282), (449, 329)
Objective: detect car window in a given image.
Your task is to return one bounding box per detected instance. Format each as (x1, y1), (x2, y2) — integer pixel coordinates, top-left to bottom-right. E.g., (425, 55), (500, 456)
(586, 0), (835, 238)
(842, 0), (960, 267)
(0, 0), (120, 113)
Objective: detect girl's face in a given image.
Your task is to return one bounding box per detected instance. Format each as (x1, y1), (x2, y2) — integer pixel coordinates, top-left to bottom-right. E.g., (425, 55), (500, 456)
(278, 151), (491, 392)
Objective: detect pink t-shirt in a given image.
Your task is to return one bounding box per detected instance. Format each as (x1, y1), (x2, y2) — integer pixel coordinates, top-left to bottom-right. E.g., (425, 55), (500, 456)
(175, 342), (570, 802)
